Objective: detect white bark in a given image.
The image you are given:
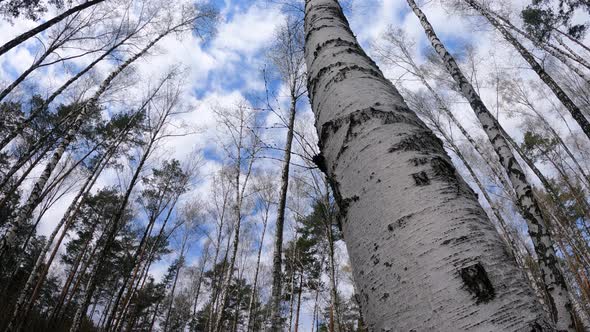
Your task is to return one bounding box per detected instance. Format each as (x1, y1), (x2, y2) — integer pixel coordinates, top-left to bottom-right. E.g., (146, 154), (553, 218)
(0, 30), (168, 258)
(269, 97), (297, 331)
(408, 0), (575, 329)
(305, 0), (552, 330)
(464, 0), (590, 141)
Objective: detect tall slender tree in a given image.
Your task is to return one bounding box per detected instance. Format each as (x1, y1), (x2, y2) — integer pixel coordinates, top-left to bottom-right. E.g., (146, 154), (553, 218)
(0, 12), (203, 260)
(268, 15), (307, 331)
(0, 0), (107, 57)
(462, 0), (590, 141)
(407, 0), (575, 329)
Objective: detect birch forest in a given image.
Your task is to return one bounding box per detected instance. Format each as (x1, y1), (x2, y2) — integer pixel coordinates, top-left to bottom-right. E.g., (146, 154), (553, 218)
(0, 0), (590, 330)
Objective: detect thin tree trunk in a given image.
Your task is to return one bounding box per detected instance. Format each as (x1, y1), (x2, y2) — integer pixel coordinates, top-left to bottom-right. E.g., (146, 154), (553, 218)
(554, 36), (590, 70)
(69, 117), (161, 332)
(213, 200), (242, 331)
(51, 230), (102, 323)
(0, 43), (54, 103)
(191, 247), (209, 330)
(7, 106), (142, 329)
(0, 31), (137, 150)
(163, 238), (187, 332)
(54, 232), (93, 319)
(555, 29), (590, 55)
(269, 96), (297, 331)
(0, 31), (168, 258)
(294, 270), (303, 332)
(311, 284), (320, 332)
(106, 215), (160, 331)
(0, 0), (107, 57)
(305, 0), (553, 330)
(287, 259), (296, 332)
(245, 210), (268, 332)
(148, 301), (161, 332)
(408, 1), (575, 329)
(99, 292), (116, 329)
(465, 0), (590, 141)
(213, 128), (257, 332)
(326, 226), (341, 332)
(112, 194), (180, 332)
(208, 223), (232, 332)
(490, 11), (590, 83)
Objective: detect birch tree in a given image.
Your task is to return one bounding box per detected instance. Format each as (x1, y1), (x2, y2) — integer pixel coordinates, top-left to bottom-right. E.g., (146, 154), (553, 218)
(211, 102), (262, 332)
(460, 0), (590, 141)
(0, 0), (108, 57)
(0, 6), (214, 260)
(407, 0), (576, 329)
(305, 0), (552, 330)
(267, 14), (307, 331)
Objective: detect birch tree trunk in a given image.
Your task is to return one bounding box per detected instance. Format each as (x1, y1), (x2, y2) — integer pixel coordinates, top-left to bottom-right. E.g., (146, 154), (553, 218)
(293, 270), (303, 332)
(5, 158), (106, 332)
(0, 30), (168, 258)
(245, 204), (269, 332)
(555, 29), (590, 55)
(324, 202), (342, 332)
(489, 12), (590, 83)
(407, 1), (575, 329)
(163, 239), (187, 332)
(0, 0), (107, 57)
(269, 96), (297, 331)
(212, 106), (259, 332)
(213, 173), (244, 332)
(305, 0), (553, 330)
(69, 102), (166, 331)
(191, 245), (209, 330)
(464, 0), (590, 140)
(0, 31), (138, 150)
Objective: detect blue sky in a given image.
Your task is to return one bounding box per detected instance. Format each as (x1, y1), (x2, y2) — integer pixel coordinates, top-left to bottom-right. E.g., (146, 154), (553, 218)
(3, 0), (588, 329)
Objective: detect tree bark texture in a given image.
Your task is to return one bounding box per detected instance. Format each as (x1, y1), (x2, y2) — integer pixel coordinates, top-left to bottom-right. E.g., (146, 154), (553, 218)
(407, 0), (575, 329)
(305, 0), (553, 330)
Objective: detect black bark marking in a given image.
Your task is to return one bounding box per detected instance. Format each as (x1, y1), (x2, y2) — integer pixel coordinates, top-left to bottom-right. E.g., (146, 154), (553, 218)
(527, 320), (554, 331)
(325, 65), (383, 92)
(441, 235), (468, 245)
(387, 214), (413, 232)
(320, 107), (426, 156)
(380, 292), (390, 302)
(459, 263), (495, 304)
(312, 153), (328, 173)
(412, 171), (430, 186)
(371, 254), (380, 265)
(339, 195), (359, 213)
(313, 38), (357, 58)
(431, 156), (475, 197)
(389, 131), (443, 154)
(431, 156), (455, 180)
(410, 157), (428, 166)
